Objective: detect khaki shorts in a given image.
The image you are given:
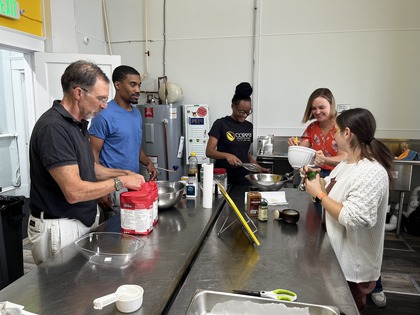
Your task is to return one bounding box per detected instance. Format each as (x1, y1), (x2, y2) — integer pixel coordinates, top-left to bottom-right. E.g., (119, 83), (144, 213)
(27, 209), (99, 265)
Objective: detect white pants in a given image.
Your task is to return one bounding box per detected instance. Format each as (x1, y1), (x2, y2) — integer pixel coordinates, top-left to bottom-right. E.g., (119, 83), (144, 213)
(27, 209), (99, 265)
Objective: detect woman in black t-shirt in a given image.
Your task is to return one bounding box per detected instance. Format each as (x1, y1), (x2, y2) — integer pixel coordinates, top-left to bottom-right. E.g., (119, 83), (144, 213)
(206, 82), (268, 185)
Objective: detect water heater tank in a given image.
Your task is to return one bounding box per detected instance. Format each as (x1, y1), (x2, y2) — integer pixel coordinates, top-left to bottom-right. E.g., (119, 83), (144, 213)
(158, 82), (184, 103)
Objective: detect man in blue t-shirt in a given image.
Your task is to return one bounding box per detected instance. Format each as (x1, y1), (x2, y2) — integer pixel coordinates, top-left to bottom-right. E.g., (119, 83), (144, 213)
(89, 65), (156, 213)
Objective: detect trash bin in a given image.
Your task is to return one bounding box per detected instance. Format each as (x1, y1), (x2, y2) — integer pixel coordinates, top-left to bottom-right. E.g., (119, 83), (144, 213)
(0, 195), (25, 289)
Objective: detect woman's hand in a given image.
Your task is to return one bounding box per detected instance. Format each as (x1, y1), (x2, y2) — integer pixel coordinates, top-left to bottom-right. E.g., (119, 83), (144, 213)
(301, 166), (322, 196)
(259, 166), (271, 173)
(314, 150), (326, 167)
(225, 153), (241, 166)
(288, 137), (299, 146)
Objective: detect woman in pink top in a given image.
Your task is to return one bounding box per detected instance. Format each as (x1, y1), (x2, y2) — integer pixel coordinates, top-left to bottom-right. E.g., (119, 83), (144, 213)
(288, 88), (347, 178)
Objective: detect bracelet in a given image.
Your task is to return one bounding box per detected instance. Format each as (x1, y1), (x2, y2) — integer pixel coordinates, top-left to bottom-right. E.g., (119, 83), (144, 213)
(315, 192), (327, 204)
(317, 192), (327, 200)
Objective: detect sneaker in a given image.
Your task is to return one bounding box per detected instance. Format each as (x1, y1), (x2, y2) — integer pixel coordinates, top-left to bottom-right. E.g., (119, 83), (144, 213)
(371, 290), (387, 307)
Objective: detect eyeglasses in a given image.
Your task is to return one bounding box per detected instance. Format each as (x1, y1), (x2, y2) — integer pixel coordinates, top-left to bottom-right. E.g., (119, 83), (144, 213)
(236, 108), (253, 116)
(80, 87), (108, 104)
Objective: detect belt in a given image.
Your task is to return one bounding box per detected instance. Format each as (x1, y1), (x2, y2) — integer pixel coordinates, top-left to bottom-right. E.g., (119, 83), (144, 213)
(31, 210), (61, 220)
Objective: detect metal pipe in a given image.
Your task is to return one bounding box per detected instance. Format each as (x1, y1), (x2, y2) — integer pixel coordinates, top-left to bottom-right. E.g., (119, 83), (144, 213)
(102, 0), (113, 55)
(162, 119), (169, 180)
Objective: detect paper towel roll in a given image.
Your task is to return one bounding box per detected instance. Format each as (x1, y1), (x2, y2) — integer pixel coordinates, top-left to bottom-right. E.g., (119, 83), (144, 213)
(202, 163), (214, 208)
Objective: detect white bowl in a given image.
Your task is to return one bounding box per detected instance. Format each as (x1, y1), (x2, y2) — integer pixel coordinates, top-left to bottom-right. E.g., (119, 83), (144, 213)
(287, 146), (316, 169)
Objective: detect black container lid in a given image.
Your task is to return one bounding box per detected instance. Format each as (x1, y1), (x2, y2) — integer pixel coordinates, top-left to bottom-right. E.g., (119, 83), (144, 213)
(249, 186), (260, 192)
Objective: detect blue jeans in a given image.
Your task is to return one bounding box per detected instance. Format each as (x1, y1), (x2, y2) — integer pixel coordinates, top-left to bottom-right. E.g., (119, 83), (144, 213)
(372, 277), (383, 293)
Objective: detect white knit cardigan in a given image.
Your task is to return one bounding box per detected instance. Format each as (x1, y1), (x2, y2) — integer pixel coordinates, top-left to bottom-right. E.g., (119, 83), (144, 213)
(324, 158), (389, 283)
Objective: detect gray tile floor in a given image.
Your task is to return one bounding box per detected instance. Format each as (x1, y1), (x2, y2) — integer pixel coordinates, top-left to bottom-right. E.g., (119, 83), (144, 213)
(365, 231), (420, 314)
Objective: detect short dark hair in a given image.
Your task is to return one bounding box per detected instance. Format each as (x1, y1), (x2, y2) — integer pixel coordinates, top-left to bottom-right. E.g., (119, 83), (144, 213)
(61, 60), (110, 94)
(112, 65), (140, 83)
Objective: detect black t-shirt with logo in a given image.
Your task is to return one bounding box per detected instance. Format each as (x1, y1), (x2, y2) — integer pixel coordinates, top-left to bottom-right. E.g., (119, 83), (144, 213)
(208, 116), (253, 185)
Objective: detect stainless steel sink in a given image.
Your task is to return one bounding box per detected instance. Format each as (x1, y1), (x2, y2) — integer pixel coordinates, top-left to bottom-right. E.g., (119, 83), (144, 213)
(186, 290), (340, 315)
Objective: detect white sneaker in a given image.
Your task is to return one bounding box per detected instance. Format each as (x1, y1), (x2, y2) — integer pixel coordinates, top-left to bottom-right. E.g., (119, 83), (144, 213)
(371, 290), (387, 307)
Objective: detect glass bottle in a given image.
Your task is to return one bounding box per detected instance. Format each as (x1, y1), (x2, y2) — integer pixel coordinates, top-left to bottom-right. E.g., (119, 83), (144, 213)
(247, 186), (261, 217)
(188, 152), (198, 176)
(258, 199), (268, 222)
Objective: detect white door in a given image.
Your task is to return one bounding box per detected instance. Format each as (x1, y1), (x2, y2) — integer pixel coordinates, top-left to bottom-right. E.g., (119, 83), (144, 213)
(0, 52), (120, 197)
(33, 52), (121, 122)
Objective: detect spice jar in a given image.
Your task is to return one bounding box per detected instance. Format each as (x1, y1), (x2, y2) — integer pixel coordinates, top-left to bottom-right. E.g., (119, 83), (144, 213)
(247, 186), (261, 217)
(258, 199), (268, 222)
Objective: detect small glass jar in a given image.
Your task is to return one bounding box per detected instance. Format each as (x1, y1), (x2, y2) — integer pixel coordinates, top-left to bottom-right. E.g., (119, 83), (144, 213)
(258, 199), (268, 222)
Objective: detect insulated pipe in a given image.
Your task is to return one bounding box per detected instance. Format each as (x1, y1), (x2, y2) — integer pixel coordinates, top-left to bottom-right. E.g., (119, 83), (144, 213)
(102, 0), (113, 55)
(406, 186), (420, 216)
(162, 119), (169, 180)
(162, 0), (167, 76)
(385, 203), (397, 232)
(142, 0), (150, 79)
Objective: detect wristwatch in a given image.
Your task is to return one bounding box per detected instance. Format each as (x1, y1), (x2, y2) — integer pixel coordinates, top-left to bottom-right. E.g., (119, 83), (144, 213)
(114, 178), (123, 191)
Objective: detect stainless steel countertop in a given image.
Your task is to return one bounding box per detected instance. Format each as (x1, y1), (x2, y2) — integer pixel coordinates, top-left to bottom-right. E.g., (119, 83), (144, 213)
(168, 187), (359, 315)
(0, 194), (225, 315)
(0, 188), (358, 315)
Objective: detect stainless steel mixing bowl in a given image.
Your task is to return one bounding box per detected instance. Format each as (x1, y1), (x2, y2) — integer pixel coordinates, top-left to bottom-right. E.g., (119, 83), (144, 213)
(245, 173), (289, 191)
(157, 181), (185, 209)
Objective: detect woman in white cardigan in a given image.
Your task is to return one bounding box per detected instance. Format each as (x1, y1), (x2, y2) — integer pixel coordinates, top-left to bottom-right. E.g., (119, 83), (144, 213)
(303, 108), (393, 313)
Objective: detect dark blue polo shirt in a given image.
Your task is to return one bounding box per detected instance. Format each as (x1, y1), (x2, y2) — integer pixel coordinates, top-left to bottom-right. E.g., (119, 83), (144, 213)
(29, 101), (97, 226)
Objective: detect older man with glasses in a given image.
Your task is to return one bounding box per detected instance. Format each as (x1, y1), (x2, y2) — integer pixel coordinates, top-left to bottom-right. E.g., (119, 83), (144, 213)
(28, 60), (145, 264)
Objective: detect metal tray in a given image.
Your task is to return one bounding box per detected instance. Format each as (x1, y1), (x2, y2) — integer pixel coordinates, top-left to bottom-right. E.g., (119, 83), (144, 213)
(186, 290), (340, 315)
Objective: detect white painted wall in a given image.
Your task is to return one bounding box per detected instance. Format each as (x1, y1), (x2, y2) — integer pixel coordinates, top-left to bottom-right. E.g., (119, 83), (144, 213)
(64, 0), (419, 141)
(44, 0), (420, 140)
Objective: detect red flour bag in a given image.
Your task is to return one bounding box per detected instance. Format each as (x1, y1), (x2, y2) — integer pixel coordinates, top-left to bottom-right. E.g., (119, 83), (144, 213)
(120, 185), (153, 235)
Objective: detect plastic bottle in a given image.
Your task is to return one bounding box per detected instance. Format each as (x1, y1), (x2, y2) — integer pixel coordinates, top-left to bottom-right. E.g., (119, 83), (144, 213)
(186, 173), (197, 198)
(247, 186), (261, 217)
(264, 137), (273, 155)
(188, 152), (198, 176)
